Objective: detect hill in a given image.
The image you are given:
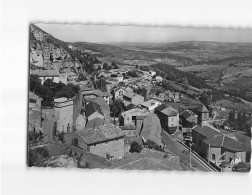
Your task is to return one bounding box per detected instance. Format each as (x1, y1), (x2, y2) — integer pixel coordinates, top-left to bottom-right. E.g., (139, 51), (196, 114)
(30, 24), (100, 74)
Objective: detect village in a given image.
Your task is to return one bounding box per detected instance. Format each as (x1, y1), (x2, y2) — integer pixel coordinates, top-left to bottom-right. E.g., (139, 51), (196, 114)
(29, 60), (251, 172)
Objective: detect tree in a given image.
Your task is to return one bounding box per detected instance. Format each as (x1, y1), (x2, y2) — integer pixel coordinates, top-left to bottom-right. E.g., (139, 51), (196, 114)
(127, 70), (138, 78)
(103, 63), (109, 70)
(30, 75), (41, 93)
(129, 141), (142, 153)
(110, 100), (123, 117)
(228, 110), (235, 122)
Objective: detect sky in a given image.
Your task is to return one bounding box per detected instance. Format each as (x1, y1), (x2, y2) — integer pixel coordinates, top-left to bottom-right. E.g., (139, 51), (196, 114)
(36, 23), (252, 43)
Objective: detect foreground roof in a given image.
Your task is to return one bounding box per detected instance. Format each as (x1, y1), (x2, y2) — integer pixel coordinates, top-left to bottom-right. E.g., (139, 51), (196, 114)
(76, 124), (124, 145)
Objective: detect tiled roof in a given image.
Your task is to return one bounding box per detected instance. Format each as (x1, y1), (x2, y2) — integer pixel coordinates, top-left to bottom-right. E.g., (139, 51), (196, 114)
(193, 125), (221, 138)
(31, 70), (59, 77)
(76, 124), (124, 145)
(155, 104), (178, 116)
(187, 104), (209, 113)
(91, 97), (110, 116)
(118, 158), (172, 171)
(85, 118), (108, 130)
(180, 110), (197, 123)
(141, 99), (160, 108)
(140, 114), (163, 146)
(123, 91), (142, 99)
(194, 125), (249, 152)
(84, 102), (102, 117)
(203, 134), (247, 152)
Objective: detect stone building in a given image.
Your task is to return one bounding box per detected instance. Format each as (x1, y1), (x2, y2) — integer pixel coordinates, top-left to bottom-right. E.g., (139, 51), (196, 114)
(123, 91), (144, 107)
(155, 104), (179, 134)
(192, 125), (250, 168)
(54, 97), (73, 133)
(29, 92), (42, 133)
(66, 124), (125, 160)
(31, 70), (59, 85)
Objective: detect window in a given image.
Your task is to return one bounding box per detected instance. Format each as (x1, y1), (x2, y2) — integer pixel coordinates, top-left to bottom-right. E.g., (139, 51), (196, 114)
(212, 154), (216, 161)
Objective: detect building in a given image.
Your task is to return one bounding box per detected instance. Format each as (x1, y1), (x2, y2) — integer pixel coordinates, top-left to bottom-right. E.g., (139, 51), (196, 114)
(121, 108), (150, 130)
(84, 101), (105, 121)
(91, 97), (110, 121)
(80, 89), (110, 106)
(85, 118), (108, 130)
(180, 110), (198, 128)
(54, 97), (73, 133)
(31, 70), (59, 85)
(155, 104), (179, 134)
(187, 104), (209, 126)
(29, 92), (42, 133)
(67, 71), (78, 82)
(68, 124), (125, 160)
(123, 91), (144, 106)
(140, 99), (161, 112)
(114, 87), (127, 100)
(165, 91), (180, 102)
(140, 114), (163, 146)
(155, 76), (163, 83)
(192, 125), (250, 168)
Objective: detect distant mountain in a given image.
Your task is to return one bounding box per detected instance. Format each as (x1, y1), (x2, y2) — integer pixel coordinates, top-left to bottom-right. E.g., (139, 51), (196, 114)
(70, 41), (252, 67)
(29, 24), (100, 73)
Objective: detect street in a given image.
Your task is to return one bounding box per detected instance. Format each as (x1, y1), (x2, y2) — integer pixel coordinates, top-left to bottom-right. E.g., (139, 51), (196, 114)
(162, 131), (209, 171)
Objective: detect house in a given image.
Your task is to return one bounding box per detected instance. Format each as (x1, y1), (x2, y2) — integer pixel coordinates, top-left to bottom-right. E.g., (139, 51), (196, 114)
(68, 124), (125, 160)
(29, 92), (42, 133)
(149, 70), (156, 77)
(54, 97), (73, 133)
(121, 108), (150, 130)
(123, 91), (144, 106)
(114, 87), (127, 100)
(84, 101), (105, 121)
(155, 76), (163, 83)
(192, 125), (250, 169)
(140, 99), (161, 112)
(116, 73), (124, 82)
(59, 73), (67, 84)
(80, 89), (109, 106)
(91, 97), (110, 121)
(165, 91), (180, 102)
(140, 114), (163, 146)
(187, 104), (209, 126)
(85, 118), (108, 130)
(155, 104), (179, 134)
(67, 71), (78, 82)
(31, 70), (59, 85)
(180, 110), (198, 128)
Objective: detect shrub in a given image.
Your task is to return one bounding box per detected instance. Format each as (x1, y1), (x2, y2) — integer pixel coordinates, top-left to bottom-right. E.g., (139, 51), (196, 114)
(129, 141), (142, 153)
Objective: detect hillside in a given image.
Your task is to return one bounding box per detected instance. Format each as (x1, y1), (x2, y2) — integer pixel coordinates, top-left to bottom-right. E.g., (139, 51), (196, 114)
(30, 24), (100, 73)
(70, 41), (252, 101)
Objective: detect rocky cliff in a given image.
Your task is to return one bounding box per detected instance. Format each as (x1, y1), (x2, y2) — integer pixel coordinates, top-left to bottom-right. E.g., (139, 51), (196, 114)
(29, 24), (100, 75)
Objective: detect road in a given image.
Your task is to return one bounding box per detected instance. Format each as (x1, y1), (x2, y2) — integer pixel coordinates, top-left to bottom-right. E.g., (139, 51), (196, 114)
(162, 131), (210, 171)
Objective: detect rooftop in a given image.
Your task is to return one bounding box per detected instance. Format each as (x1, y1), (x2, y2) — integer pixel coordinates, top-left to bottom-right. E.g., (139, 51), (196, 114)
(155, 104), (178, 116)
(31, 70), (59, 77)
(76, 124), (124, 145)
(85, 118), (108, 130)
(123, 91), (143, 99)
(84, 101), (103, 117)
